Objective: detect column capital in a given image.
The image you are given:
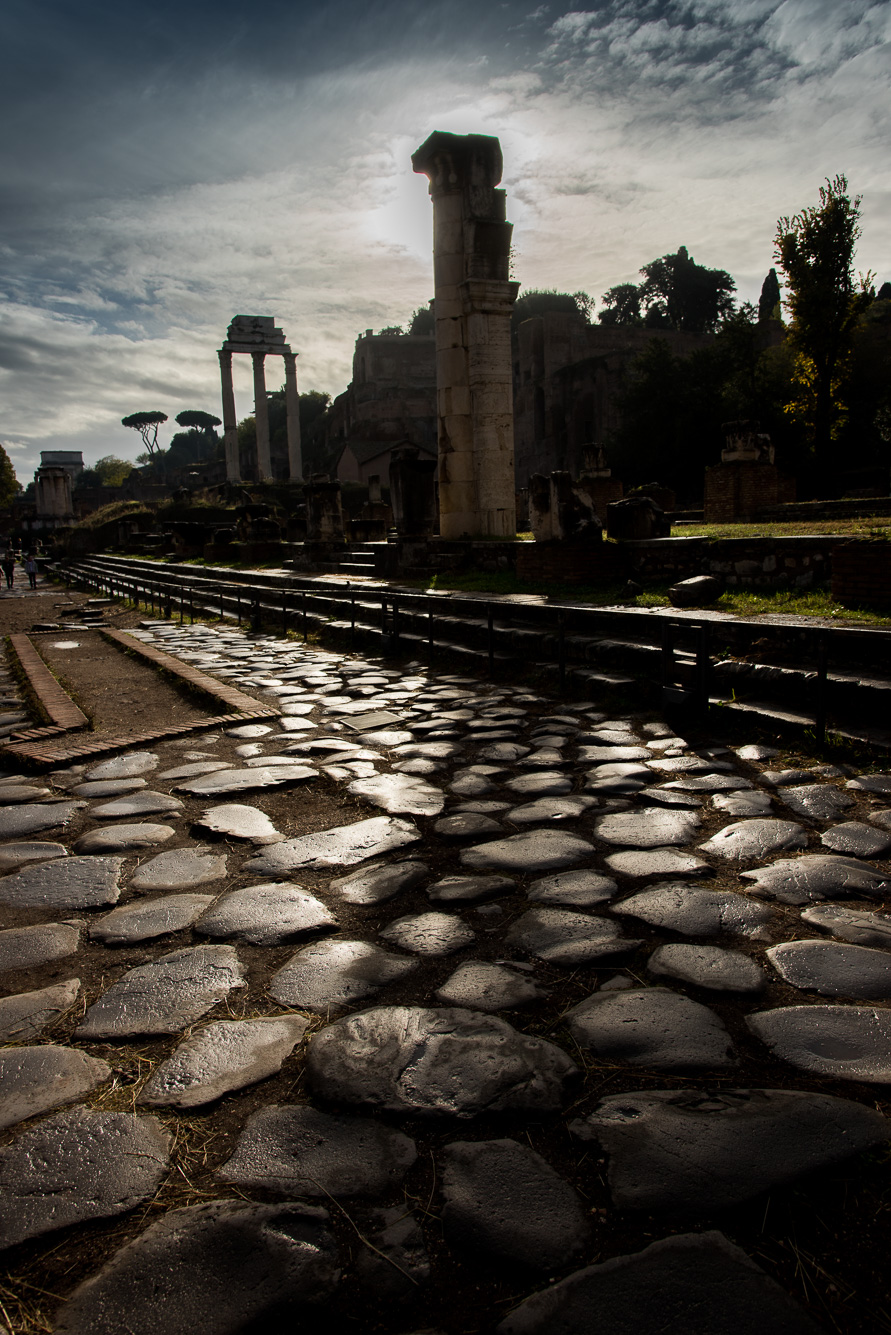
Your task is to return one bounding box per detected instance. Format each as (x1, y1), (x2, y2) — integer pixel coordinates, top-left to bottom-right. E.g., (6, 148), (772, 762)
(251, 349), (266, 367)
(217, 347), (232, 364)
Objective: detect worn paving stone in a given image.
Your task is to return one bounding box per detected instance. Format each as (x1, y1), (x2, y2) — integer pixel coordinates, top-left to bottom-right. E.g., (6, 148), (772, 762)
(70, 778), (149, 798)
(638, 788), (703, 809)
(737, 744), (780, 760)
(219, 1104), (416, 1197)
(92, 790), (184, 820)
(450, 773), (495, 796)
(433, 813), (504, 841)
(153, 763), (230, 782)
(74, 823), (176, 853)
(504, 772), (572, 798)
(778, 785), (856, 821)
(527, 869), (618, 906)
(577, 745), (652, 763)
(84, 752), (159, 781)
(441, 1138), (589, 1270)
(307, 1006), (578, 1116)
(354, 1205), (430, 1298)
(748, 1006), (891, 1083)
(698, 819), (807, 861)
(0, 1107), (170, 1252)
(139, 1015), (308, 1108)
(740, 854), (890, 904)
(130, 847), (228, 892)
(505, 793), (587, 824)
(380, 911), (475, 956)
(0, 979), (80, 1042)
(347, 773), (445, 817)
(223, 724), (274, 738)
(244, 816), (421, 874)
(801, 904), (891, 949)
(194, 803), (284, 844)
(51, 1199), (340, 1335)
(712, 790), (774, 816)
(270, 939), (418, 1011)
(196, 883), (336, 946)
(767, 939), (891, 998)
(427, 874), (515, 904)
(392, 756), (444, 775)
(0, 1045), (112, 1131)
(604, 848), (711, 878)
(90, 894), (216, 945)
(594, 809), (701, 848)
(77, 945), (246, 1038)
(0, 784), (50, 805)
(507, 909), (639, 966)
(497, 1230), (822, 1335)
(329, 859), (429, 905)
(567, 988), (734, 1069)
(584, 763), (652, 794)
(570, 1087), (888, 1215)
(647, 943), (766, 993)
(0, 801), (85, 839)
(665, 774), (751, 792)
(848, 773), (891, 795)
(0, 855), (124, 909)
(174, 765), (317, 795)
(0, 921), (80, 973)
(613, 884), (774, 939)
(476, 742), (530, 762)
(435, 962), (544, 1011)
(0, 840), (68, 871)
(762, 769), (818, 787)
(461, 829), (594, 874)
(821, 821), (891, 857)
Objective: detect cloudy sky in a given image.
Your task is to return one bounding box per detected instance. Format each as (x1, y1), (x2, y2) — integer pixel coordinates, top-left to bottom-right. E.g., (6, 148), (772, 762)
(2, 0), (889, 477)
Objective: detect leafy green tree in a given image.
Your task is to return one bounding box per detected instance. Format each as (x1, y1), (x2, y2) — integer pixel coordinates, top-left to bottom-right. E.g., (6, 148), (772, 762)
(598, 283), (643, 326)
(0, 444), (19, 508)
(121, 411), (167, 457)
(76, 455), (133, 488)
(377, 326), (404, 336)
(638, 246), (736, 333)
(774, 175), (873, 470)
(511, 289), (591, 331)
(758, 268), (782, 323)
(408, 305), (435, 335)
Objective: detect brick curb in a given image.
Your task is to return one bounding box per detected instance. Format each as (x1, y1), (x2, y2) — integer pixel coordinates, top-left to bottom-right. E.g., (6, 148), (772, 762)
(1, 629), (280, 769)
(102, 630), (279, 717)
(6, 634), (89, 730)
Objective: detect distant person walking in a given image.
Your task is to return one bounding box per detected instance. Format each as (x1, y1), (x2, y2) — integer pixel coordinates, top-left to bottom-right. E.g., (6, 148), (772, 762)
(24, 555), (38, 590)
(2, 553), (14, 589)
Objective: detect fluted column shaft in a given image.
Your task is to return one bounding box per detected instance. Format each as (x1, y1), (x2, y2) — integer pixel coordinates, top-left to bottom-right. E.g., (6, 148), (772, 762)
(218, 349), (241, 482)
(252, 351), (272, 481)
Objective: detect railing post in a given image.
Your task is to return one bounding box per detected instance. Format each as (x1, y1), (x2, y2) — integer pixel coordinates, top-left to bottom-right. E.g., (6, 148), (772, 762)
(282, 592), (288, 636)
(220, 589), (225, 623)
(236, 588), (242, 626)
(815, 629), (828, 745)
(661, 618), (674, 695)
(250, 595), (261, 634)
(179, 586), (184, 624)
(302, 592), (308, 643)
(558, 609), (566, 694)
(349, 585), (355, 649)
(695, 621), (711, 716)
(487, 604), (494, 674)
(428, 599), (434, 653)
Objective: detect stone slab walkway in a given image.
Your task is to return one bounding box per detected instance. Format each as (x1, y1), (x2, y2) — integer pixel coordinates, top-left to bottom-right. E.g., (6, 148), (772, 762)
(0, 617), (890, 1333)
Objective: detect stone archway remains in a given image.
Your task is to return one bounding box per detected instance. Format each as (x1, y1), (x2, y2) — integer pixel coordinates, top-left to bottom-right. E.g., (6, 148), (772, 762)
(218, 316), (302, 483)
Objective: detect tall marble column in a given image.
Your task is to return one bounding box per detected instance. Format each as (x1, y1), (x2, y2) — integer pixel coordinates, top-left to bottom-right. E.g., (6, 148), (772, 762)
(284, 350), (302, 481)
(252, 351), (272, 481)
(218, 349), (241, 482)
(412, 131), (518, 539)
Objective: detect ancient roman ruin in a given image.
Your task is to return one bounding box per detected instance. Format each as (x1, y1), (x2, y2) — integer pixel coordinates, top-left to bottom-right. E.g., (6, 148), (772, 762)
(218, 316), (302, 483)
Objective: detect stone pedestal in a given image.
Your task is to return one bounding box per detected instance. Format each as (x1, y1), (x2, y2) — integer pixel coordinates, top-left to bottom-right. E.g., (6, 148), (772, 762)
(528, 472), (603, 543)
(389, 445), (437, 537)
(304, 476), (345, 543)
(412, 132), (518, 539)
(607, 496), (670, 540)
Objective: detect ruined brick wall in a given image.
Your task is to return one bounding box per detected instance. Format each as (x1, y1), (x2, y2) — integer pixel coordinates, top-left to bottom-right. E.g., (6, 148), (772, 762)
(703, 462), (796, 522)
(831, 541), (891, 608)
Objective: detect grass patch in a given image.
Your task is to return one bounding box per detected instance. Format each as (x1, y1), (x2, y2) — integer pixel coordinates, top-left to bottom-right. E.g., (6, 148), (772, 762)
(404, 571), (891, 626)
(671, 518), (891, 539)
